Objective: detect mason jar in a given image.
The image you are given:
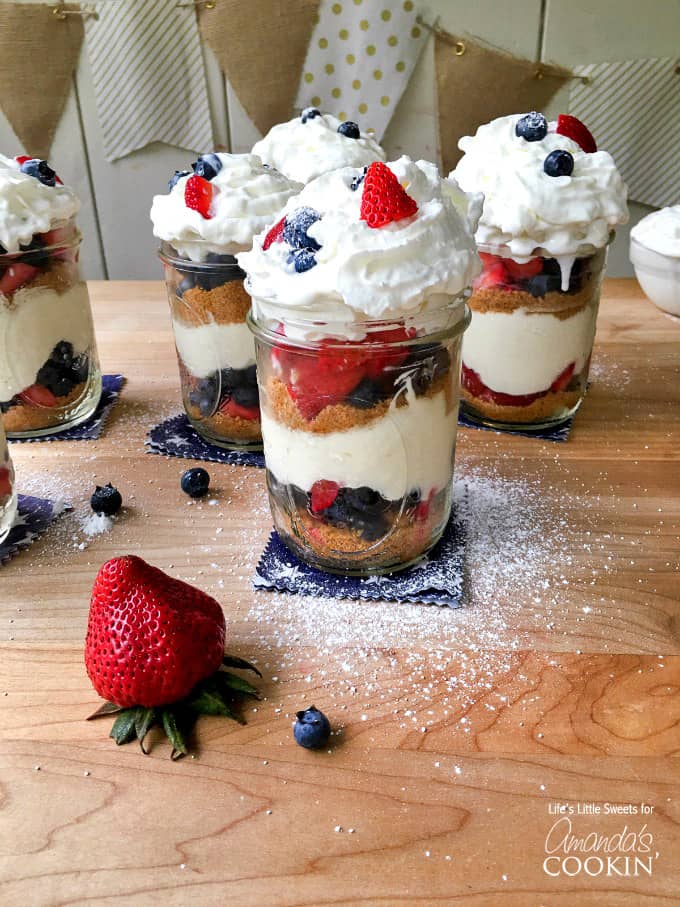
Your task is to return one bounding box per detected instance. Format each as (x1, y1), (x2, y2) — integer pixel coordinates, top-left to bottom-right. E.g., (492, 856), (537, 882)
(159, 242), (261, 450)
(460, 242), (609, 430)
(249, 297), (470, 575)
(0, 218), (102, 438)
(0, 419), (17, 543)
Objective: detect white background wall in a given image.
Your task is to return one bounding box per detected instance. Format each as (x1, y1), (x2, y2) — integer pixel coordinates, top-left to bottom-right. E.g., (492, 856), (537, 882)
(1, 0), (678, 279)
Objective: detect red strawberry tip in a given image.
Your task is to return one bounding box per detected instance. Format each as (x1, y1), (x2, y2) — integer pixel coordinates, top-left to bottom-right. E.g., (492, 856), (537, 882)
(555, 114), (597, 153)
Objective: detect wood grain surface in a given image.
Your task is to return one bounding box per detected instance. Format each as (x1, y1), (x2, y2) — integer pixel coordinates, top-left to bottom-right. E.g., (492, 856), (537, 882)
(1, 280), (679, 906)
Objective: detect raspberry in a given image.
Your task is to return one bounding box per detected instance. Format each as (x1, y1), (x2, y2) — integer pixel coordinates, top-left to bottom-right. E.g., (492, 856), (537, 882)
(184, 174), (216, 219)
(555, 115), (597, 153)
(360, 162), (418, 229)
(310, 480), (340, 514)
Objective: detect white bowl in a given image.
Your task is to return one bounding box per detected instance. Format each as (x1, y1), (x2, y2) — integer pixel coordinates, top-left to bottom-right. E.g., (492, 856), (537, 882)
(630, 236), (680, 317)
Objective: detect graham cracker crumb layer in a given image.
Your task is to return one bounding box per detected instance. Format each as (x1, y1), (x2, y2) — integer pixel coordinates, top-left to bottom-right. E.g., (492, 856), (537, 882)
(186, 402), (262, 443)
(272, 488), (449, 567)
(264, 371), (453, 435)
(2, 382), (88, 433)
(171, 277), (251, 327)
(461, 386), (582, 425)
(469, 284), (594, 320)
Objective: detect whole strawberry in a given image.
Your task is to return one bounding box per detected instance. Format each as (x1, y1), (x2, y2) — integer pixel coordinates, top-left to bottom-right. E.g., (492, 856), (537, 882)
(85, 556), (260, 758)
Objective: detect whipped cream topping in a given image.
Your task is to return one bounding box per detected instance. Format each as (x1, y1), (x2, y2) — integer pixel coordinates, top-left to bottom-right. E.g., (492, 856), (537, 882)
(631, 205), (680, 258)
(252, 112), (386, 184)
(238, 156), (481, 337)
(452, 114), (628, 260)
(150, 153), (301, 261)
(0, 154), (79, 253)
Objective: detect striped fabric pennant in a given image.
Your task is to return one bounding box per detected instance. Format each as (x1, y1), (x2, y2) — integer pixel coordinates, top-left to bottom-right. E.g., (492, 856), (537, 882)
(85, 0), (213, 162)
(570, 57), (680, 208)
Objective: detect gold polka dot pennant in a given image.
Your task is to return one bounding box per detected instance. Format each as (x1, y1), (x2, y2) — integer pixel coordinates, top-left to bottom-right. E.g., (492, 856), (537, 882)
(295, 0), (428, 140)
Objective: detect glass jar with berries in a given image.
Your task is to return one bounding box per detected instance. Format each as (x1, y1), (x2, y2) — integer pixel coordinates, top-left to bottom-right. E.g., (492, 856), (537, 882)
(239, 157), (480, 575)
(0, 418), (17, 543)
(151, 153), (301, 450)
(452, 111), (628, 430)
(0, 155), (102, 438)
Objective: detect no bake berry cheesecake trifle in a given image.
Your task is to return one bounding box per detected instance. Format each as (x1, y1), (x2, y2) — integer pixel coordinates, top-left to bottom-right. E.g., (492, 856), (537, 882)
(452, 113), (628, 430)
(151, 153), (300, 449)
(0, 154), (101, 437)
(0, 418), (16, 543)
(252, 108), (385, 184)
(238, 157), (481, 574)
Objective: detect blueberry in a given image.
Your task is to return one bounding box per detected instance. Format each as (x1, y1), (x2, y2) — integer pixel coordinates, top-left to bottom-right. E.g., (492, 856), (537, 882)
(195, 272), (225, 291)
(36, 361), (71, 396)
(293, 706), (331, 749)
(242, 364), (258, 387)
(51, 341), (75, 365)
(525, 273), (561, 297)
(515, 112), (548, 142)
(181, 467), (210, 498)
(90, 483), (122, 516)
(283, 207), (322, 251)
(168, 170), (190, 191)
(231, 384), (259, 408)
(220, 368), (240, 392)
(410, 346), (451, 395)
(205, 251), (236, 265)
(193, 154), (222, 180)
(337, 120), (360, 139)
(350, 166), (367, 192)
(19, 159), (57, 187)
(289, 249), (317, 272)
(325, 486), (390, 541)
(301, 107), (321, 124)
(544, 150), (574, 177)
(346, 378), (386, 409)
(19, 235), (49, 266)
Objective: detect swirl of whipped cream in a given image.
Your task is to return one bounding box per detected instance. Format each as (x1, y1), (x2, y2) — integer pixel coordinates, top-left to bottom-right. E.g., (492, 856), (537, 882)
(631, 206), (680, 258)
(237, 156), (482, 338)
(452, 114), (628, 259)
(0, 154), (79, 253)
(150, 153), (301, 261)
(252, 112), (386, 184)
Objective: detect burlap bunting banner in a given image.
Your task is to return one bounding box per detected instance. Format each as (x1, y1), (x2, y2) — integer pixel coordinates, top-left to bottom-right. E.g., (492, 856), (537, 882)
(0, 2), (84, 159)
(435, 28), (571, 174)
(199, 0), (320, 136)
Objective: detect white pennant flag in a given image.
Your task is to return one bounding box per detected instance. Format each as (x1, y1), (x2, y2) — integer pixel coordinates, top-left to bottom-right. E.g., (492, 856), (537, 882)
(85, 0), (213, 162)
(295, 0), (427, 141)
(570, 57), (680, 209)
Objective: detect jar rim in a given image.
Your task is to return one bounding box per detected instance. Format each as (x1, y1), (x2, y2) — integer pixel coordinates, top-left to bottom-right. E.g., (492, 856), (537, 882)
(0, 219), (81, 259)
(477, 232), (614, 262)
(158, 241), (245, 274)
(247, 299), (471, 349)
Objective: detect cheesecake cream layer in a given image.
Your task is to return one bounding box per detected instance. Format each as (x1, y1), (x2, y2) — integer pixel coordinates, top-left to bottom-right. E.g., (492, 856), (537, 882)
(0, 283), (94, 399)
(463, 305), (596, 396)
(261, 388), (456, 501)
(172, 318), (255, 377)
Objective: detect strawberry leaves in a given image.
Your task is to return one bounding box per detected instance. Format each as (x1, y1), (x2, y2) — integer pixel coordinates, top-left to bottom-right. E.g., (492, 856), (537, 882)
(87, 655), (261, 759)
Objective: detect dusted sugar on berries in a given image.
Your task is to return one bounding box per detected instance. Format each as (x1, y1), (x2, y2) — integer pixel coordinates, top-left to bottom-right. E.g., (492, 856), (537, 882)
(252, 111), (386, 184)
(0, 154), (102, 438)
(239, 158), (480, 574)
